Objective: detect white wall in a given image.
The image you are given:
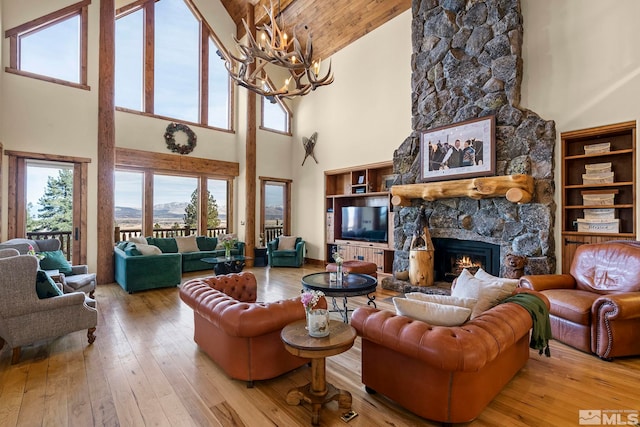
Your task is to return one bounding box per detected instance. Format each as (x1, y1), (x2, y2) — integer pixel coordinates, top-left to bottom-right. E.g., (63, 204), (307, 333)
(521, 0), (640, 269)
(292, 10), (413, 261)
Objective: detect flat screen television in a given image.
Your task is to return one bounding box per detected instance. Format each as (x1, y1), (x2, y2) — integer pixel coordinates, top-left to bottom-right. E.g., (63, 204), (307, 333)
(340, 206), (388, 243)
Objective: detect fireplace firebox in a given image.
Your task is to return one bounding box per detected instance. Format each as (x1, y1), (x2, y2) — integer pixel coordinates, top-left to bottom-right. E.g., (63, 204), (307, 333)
(432, 238), (500, 282)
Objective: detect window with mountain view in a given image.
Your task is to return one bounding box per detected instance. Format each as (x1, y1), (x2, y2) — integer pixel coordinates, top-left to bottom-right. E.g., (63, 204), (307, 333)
(114, 170), (143, 232)
(153, 175), (198, 232)
(115, 0), (232, 130)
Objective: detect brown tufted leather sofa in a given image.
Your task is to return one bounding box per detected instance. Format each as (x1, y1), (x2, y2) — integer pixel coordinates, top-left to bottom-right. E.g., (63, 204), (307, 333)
(519, 240), (640, 360)
(179, 272), (327, 386)
(351, 289), (548, 424)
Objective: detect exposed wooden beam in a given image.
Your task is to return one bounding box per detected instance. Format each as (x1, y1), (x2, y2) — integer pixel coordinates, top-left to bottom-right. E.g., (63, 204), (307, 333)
(245, 7), (257, 267)
(97, 0), (116, 285)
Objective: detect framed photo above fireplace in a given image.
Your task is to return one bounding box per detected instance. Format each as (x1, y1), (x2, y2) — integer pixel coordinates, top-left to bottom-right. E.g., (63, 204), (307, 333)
(419, 116), (495, 182)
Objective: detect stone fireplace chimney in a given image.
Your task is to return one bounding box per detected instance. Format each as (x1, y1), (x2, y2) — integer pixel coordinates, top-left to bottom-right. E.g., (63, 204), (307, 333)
(387, 0), (556, 291)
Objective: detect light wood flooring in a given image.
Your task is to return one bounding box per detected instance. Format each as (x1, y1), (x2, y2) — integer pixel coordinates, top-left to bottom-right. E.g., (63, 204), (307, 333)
(1, 265), (639, 426)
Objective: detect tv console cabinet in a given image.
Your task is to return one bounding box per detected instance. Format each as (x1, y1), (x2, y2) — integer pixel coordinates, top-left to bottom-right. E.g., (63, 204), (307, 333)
(325, 161), (395, 275)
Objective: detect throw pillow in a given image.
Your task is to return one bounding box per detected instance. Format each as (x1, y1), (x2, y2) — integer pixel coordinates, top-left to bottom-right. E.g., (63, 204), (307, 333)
(129, 236), (148, 245)
(35, 270), (64, 299)
(39, 250), (73, 274)
(474, 268), (519, 288)
(278, 236), (297, 250)
(134, 243), (162, 255)
(196, 236), (217, 251)
(393, 297), (471, 326)
(175, 235), (199, 253)
(405, 292), (477, 309)
(450, 269), (481, 300)
(452, 268), (518, 319)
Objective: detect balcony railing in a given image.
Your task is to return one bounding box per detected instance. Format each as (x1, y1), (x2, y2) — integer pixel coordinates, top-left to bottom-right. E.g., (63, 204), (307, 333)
(115, 226), (228, 242)
(26, 231), (72, 261)
(263, 226), (283, 244)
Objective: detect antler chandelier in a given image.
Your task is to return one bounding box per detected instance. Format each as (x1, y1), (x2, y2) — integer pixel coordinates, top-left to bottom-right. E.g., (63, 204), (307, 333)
(225, 1), (334, 100)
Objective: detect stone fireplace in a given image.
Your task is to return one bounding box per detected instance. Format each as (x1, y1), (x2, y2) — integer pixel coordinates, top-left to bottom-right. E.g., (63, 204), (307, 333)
(383, 0), (556, 293)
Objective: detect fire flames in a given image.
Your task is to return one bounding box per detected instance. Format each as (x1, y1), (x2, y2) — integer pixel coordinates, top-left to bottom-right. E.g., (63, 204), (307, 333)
(453, 255), (483, 275)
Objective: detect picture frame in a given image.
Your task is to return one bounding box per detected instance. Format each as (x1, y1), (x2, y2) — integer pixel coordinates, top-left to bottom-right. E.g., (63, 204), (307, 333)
(381, 174), (398, 192)
(357, 175), (365, 184)
(419, 116), (495, 182)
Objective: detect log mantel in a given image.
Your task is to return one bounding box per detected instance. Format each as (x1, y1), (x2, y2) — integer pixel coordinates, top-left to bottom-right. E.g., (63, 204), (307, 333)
(391, 174), (534, 206)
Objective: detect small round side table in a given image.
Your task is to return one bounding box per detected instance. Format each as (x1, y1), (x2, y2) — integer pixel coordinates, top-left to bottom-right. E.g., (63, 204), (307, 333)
(281, 319), (356, 426)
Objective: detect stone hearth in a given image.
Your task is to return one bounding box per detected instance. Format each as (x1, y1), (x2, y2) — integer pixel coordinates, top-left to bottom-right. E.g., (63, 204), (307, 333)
(383, 0), (556, 292)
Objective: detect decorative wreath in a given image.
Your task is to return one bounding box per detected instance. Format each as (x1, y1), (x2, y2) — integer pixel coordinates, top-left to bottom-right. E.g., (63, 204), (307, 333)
(164, 122), (197, 155)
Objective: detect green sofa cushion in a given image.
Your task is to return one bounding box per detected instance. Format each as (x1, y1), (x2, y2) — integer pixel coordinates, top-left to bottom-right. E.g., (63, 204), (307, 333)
(146, 237), (178, 253)
(35, 270), (63, 299)
(39, 250), (73, 274)
(196, 236), (218, 251)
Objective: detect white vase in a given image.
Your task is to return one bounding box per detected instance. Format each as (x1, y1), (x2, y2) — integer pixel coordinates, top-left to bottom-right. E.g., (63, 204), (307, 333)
(307, 309), (330, 337)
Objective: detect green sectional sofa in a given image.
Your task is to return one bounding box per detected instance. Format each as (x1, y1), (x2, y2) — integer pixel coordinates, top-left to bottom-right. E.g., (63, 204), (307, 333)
(114, 236), (245, 293)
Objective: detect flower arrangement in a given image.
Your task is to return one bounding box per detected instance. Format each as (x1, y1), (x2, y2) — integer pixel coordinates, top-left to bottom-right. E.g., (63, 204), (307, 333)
(221, 235), (238, 250)
(27, 244), (45, 260)
(301, 289), (325, 312)
(221, 235), (238, 258)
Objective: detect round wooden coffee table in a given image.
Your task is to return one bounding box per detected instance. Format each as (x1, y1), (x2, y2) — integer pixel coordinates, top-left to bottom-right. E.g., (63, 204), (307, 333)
(281, 319), (357, 426)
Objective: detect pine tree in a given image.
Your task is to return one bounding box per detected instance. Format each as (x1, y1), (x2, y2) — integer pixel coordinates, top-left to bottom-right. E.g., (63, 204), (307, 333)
(34, 170), (73, 231)
(26, 202), (38, 231)
(183, 189), (221, 230)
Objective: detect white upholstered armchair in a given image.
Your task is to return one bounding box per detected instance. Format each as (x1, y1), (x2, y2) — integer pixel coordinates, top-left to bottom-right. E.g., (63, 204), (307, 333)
(0, 249), (97, 364)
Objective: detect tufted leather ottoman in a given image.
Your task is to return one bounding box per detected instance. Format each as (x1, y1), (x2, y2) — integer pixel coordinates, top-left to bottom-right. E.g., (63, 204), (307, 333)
(326, 260), (377, 278)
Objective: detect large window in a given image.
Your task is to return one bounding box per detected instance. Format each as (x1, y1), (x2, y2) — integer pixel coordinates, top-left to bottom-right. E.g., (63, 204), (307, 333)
(261, 96), (291, 134)
(260, 79), (292, 134)
(114, 170), (144, 232)
(207, 179), (228, 230)
(115, 9), (144, 111)
(260, 178), (291, 243)
(153, 175), (198, 231)
(4, 0), (90, 89)
(114, 148), (237, 240)
(115, 0), (233, 130)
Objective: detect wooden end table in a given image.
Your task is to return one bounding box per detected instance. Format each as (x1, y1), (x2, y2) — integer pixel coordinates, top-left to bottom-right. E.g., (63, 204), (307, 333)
(281, 319), (356, 426)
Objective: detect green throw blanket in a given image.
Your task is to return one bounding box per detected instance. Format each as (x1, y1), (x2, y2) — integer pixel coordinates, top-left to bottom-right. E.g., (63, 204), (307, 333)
(501, 293), (552, 357)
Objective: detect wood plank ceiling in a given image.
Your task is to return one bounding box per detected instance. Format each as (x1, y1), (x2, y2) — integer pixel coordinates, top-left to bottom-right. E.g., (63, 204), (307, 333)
(219, 0), (411, 62)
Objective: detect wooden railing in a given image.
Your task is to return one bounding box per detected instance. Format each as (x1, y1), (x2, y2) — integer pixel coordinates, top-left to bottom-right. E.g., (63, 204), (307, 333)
(115, 227), (228, 242)
(26, 231), (72, 260)
(264, 226), (284, 243)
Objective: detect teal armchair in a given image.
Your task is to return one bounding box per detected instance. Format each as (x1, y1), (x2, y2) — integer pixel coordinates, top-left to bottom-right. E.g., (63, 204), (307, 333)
(267, 237), (305, 267)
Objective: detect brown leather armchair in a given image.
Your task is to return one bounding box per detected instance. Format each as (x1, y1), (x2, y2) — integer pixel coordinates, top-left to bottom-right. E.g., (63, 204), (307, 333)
(179, 272), (327, 386)
(519, 241), (640, 360)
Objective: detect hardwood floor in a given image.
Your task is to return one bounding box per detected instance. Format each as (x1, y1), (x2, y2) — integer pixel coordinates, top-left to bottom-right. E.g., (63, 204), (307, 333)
(1, 265), (639, 426)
